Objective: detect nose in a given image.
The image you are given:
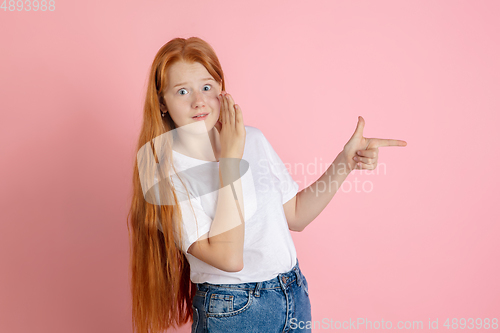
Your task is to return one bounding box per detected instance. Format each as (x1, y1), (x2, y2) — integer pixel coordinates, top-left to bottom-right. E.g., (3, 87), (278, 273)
(192, 90), (206, 108)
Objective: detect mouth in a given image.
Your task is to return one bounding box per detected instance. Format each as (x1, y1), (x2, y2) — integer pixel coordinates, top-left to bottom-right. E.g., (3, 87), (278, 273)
(192, 113), (209, 120)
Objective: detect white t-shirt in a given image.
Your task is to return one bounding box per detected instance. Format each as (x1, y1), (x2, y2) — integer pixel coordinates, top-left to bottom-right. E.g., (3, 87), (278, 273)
(156, 126), (299, 284)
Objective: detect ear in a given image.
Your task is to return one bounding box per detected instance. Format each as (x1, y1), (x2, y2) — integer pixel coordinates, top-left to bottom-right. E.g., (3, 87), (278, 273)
(159, 103), (167, 113)
(158, 95), (168, 113)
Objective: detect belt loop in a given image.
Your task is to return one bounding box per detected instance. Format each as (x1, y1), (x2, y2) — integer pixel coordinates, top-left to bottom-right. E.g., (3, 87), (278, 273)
(254, 282), (262, 297)
(294, 266), (302, 287)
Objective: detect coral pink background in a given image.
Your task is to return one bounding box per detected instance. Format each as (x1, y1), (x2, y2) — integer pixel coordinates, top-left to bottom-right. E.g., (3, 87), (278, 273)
(1, 1), (499, 332)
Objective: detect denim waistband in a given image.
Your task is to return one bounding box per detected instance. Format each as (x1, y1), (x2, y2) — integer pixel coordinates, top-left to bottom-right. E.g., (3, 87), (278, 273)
(196, 258), (303, 297)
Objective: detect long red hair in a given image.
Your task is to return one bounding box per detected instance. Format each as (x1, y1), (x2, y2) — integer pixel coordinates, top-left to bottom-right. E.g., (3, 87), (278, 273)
(126, 36), (226, 332)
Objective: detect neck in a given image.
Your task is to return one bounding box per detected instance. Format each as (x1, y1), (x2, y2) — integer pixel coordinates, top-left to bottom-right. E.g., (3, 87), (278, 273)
(173, 126), (221, 162)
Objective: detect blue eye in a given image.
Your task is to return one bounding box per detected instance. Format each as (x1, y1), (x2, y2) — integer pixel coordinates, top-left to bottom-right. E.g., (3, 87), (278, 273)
(177, 84), (211, 95)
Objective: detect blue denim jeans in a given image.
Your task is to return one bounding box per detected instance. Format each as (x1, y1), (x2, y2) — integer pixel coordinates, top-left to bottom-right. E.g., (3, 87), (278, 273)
(191, 258), (311, 333)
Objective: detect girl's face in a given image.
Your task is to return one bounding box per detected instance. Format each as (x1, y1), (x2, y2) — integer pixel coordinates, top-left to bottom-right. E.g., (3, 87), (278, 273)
(162, 61), (222, 131)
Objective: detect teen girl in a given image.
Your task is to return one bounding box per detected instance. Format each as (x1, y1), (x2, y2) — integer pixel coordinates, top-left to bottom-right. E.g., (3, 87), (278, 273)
(128, 36), (407, 333)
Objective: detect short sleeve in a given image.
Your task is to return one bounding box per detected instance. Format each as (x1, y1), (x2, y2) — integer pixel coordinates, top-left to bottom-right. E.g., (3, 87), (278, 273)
(154, 175), (213, 254)
(260, 131), (299, 204)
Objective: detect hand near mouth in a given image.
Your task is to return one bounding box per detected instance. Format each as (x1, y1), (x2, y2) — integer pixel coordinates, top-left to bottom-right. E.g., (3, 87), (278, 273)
(214, 92), (246, 160)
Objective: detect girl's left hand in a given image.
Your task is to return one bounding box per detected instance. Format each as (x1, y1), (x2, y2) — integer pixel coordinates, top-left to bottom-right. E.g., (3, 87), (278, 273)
(342, 116), (407, 171)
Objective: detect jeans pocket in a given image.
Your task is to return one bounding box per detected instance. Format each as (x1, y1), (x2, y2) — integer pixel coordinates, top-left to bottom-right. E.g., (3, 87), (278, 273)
(191, 306), (199, 333)
(207, 288), (253, 317)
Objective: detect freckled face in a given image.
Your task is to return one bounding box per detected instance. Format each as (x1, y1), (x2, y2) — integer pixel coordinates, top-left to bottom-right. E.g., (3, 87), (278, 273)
(163, 61), (221, 130)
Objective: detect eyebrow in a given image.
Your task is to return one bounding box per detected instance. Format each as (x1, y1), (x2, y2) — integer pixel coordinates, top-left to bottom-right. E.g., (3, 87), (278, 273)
(172, 77), (215, 89)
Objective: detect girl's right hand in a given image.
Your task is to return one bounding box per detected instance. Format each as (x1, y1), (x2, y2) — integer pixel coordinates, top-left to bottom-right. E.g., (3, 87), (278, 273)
(214, 91), (246, 159)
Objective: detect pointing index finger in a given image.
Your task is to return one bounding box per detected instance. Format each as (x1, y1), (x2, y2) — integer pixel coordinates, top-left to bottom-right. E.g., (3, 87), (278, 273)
(371, 138), (407, 148)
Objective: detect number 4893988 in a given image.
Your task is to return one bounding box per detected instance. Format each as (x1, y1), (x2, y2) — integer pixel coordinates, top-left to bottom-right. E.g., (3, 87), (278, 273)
(1, 0), (56, 11)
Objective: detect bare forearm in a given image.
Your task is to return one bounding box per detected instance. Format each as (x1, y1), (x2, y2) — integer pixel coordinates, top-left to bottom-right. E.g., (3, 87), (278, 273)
(294, 151), (352, 230)
(208, 159), (245, 265)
